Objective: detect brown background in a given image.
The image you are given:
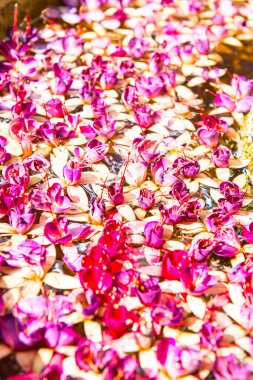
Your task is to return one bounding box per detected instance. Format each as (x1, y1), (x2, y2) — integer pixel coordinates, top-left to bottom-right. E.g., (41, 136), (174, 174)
(0, 0), (62, 39)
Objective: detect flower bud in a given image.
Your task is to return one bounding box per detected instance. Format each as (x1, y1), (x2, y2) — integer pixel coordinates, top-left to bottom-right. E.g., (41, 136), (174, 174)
(211, 145), (231, 167)
(197, 127), (219, 148)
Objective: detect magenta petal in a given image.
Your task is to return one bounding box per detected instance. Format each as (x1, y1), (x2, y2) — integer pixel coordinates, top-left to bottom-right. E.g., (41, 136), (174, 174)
(44, 218), (72, 244)
(241, 223), (253, 244)
(68, 224), (92, 241)
(235, 96), (253, 113)
(214, 93), (234, 111)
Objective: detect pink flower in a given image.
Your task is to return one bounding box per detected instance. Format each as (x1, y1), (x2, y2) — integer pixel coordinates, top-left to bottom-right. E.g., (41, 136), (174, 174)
(211, 146), (231, 167)
(197, 127), (219, 148)
(198, 114), (228, 133)
(44, 98), (65, 118)
(123, 86), (138, 107)
(133, 105), (154, 129)
(105, 356), (138, 380)
(133, 137), (160, 164)
(144, 221), (165, 249)
(40, 353), (68, 380)
(107, 182), (124, 205)
(84, 139), (108, 163)
(157, 338), (200, 379)
(162, 250), (190, 280)
(91, 97), (108, 118)
(213, 354), (252, 380)
(160, 70), (176, 90)
(5, 240), (46, 267)
(182, 199), (203, 219)
(169, 180), (189, 202)
(151, 299), (184, 327)
(63, 160), (82, 185)
(44, 216), (92, 244)
(9, 207), (36, 234)
(93, 116), (117, 139)
(120, 60), (136, 78)
(135, 76), (163, 98)
(80, 124), (97, 139)
(241, 304), (253, 330)
(79, 266), (112, 295)
(30, 183), (70, 213)
(0, 136), (11, 163)
(173, 156), (200, 178)
(23, 155), (49, 172)
(219, 181), (243, 197)
(189, 239), (215, 261)
(138, 188), (155, 210)
(214, 76), (253, 113)
(195, 38), (210, 54)
(149, 52), (170, 74)
(99, 69), (118, 90)
(3, 162), (29, 187)
(98, 220), (129, 258)
(206, 209), (236, 232)
(218, 194), (243, 213)
(200, 322), (222, 349)
(241, 222), (253, 244)
(14, 296), (76, 349)
(75, 338), (101, 371)
(82, 289), (100, 317)
(62, 34), (83, 56)
(136, 278), (161, 306)
(181, 263), (217, 295)
(151, 158), (177, 186)
(214, 241), (238, 258)
(114, 269), (139, 295)
(53, 63), (72, 95)
(214, 93), (235, 111)
(0, 315), (29, 350)
(128, 37), (149, 58)
(159, 204), (183, 225)
(214, 228), (240, 254)
(231, 75), (253, 98)
(103, 304), (135, 335)
(44, 324), (78, 349)
(89, 197), (106, 222)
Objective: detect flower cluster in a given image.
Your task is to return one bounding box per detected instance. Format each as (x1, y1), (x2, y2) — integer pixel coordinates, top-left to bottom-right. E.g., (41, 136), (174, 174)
(0, 0), (252, 379)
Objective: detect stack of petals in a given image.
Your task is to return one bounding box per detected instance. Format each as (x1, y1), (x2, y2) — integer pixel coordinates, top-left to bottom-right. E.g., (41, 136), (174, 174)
(0, 0), (252, 379)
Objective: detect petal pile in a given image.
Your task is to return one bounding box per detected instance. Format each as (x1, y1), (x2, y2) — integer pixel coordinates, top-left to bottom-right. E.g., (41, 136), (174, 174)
(0, 0), (253, 379)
